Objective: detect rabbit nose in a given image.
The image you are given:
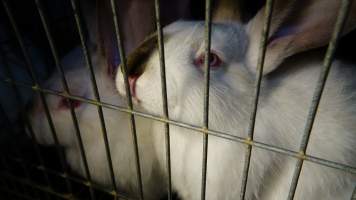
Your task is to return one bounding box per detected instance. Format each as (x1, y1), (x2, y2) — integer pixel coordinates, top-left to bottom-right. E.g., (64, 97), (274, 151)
(128, 75), (139, 98)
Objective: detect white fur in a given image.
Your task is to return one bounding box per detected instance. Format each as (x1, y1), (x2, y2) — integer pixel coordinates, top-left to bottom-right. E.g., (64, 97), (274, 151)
(30, 47), (166, 199)
(115, 21), (356, 199)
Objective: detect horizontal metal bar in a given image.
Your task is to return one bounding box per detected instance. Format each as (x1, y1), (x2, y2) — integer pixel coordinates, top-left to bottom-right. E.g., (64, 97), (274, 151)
(287, 0), (353, 199)
(2, 78), (355, 175)
(2, 156), (133, 200)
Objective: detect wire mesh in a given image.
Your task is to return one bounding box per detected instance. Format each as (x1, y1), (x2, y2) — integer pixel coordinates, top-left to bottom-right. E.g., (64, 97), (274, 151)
(2, 76), (356, 175)
(2, 0), (74, 197)
(108, 0), (145, 199)
(0, 0), (355, 199)
(69, 0), (119, 198)
(239, 0), (274, 199)
(34, 0), (97, 199)
(287, 0), (353, 199)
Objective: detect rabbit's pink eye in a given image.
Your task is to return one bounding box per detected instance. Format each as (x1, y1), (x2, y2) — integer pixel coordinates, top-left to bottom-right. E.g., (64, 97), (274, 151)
(58, 98), (82, 110)
(194, 52), (222, 69)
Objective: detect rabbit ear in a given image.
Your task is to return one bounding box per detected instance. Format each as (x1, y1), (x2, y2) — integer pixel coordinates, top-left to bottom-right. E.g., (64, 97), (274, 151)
(96, 0), (121, 79)
(212, 0), (243, 22)
(96, 0), (193, 78)
(124, 33), (159, 76)
(96, 0), (157, 79)
(246, 0), (356, 75)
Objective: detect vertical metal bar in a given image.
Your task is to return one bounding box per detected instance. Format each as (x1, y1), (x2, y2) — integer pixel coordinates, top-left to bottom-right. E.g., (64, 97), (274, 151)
(109, 0), (144, 199)
(33, 0), (96, 199)
(69, 0), (119, 198)
(239, 0), (274, 199)
(201, 0), (212, 199)
(287, 0), (352, 199)
(153, 0), (172, 199)
(1, 0), (74, 196)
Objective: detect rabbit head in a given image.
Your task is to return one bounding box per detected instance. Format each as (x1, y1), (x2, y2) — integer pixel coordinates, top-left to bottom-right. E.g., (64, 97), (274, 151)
(116, 21), (252, 131)
(29, 46), (122, 146)
(114, 1), (356, 199)
(115, 1), (356, 199)
(28, 2), (167, 198)
(116, 0), (356, 129)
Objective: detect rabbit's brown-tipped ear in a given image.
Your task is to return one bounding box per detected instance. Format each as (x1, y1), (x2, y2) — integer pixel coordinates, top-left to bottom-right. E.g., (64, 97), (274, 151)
(123, 33), (159, 76)
(246, 0), (356, 75)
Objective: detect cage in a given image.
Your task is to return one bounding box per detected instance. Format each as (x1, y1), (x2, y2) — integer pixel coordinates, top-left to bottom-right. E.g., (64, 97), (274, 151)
(0, 0), (356, 200)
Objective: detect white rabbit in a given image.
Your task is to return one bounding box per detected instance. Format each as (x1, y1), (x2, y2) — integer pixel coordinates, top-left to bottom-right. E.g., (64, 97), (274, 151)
(29, 45), (166, 199)
(116, 0), (356, 199)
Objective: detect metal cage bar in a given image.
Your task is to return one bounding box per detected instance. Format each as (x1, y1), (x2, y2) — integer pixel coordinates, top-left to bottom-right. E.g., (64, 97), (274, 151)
(33, 0), (96, 199)
(201, 0), (213, 199)
(0, 1), (355, 199)
(3, 77), (356, 176)
(0, 19), (53, 200)
(4, 156), (133, 200)
(0, 172), (72, 200)
(0, 105), (39, 199)
(153, 0), (172, 199)
(287, 0), (353, 199)
(240, 0), (274, 199)
(1, 0), (74, 196)
(69, 0), (119, 198)
(109, 0), (144, 199)
(0, 74), (48, 200)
